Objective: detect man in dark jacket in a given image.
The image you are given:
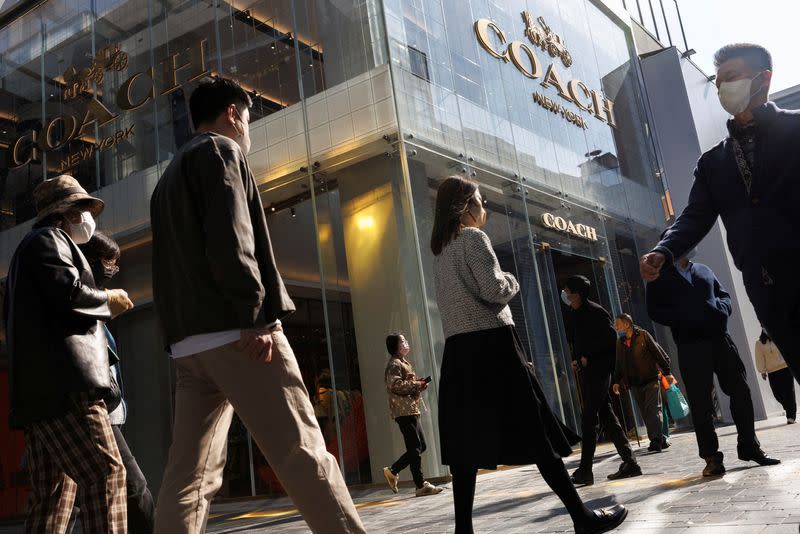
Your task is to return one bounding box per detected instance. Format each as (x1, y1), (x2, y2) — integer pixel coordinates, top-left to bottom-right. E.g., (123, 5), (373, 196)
(150, 78), (365, 534)
(612, 315), (674, 452)
(646, 251), (780, 476)
(5, 175), (134, 533)
(640, 43), (800, 384)
(562, 275), (640, 485)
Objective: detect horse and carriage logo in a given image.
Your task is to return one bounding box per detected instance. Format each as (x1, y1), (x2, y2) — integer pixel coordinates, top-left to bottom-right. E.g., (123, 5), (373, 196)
(62, 44), (129, 100)
(521, 11), (572, 68)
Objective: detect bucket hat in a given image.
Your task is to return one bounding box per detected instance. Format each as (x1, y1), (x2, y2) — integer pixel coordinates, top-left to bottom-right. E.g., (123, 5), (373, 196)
(32, 175), (104, 223)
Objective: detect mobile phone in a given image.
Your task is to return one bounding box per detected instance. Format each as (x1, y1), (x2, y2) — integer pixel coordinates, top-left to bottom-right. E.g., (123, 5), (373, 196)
(423, 376), (432, 384)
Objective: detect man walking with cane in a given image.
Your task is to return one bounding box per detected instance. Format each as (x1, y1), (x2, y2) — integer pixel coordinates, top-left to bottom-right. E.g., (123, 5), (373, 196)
(562, 276), (641, 485)
(612, 314), (675, 452)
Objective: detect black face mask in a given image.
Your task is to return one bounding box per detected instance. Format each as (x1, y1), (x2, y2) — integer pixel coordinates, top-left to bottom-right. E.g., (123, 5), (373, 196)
(91, 262), (119, 288)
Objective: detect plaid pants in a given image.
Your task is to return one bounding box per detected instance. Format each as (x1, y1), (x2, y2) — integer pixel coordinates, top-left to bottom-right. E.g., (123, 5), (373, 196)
(24, 394), (127, 534)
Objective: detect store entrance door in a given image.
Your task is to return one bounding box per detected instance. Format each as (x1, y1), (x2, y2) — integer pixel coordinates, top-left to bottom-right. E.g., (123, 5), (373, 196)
(531, 243), (629, 434)
(549, 249), (613, 313)
(543, 247), (638, 438)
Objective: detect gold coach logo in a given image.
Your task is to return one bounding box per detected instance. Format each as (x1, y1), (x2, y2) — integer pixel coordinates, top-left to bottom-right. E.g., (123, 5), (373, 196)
(542, 213), (598, 242)
(474, 13), (616, 129)
(63, 44), (130, 101)
(10, 40), (209, 171)
(522, 11), (572, 68)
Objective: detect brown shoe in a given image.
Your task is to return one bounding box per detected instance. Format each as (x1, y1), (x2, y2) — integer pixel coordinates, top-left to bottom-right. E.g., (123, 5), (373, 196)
(702, 457), (725, 477)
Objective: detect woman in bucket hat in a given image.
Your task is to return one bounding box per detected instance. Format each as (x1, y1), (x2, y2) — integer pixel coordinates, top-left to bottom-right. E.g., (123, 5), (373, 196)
(5, 175), (134, 533)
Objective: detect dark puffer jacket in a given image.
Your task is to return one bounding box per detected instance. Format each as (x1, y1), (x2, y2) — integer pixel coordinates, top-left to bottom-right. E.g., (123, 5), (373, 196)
(5, 227), (112, 429)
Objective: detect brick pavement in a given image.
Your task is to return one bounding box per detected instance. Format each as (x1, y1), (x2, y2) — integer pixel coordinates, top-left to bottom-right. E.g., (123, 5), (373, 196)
(1, 417), (797, 533)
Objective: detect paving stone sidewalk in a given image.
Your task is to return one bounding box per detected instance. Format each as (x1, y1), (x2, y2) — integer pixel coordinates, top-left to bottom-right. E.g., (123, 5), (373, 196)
(204, 417), (800, 533)
(2, 417), (797, 533)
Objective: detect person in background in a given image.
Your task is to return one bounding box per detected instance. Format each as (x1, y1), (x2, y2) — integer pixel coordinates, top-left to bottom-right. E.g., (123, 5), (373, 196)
(641, 43), (800, 384)
(382, 333), (442, 497)
(432, 176), (626, 534)
(150, 77), (364, 534)
(755, 330), (796, 424)
(71, 232), (155, 533)
(5, 176), (133, 533)
(646, 248), (780, 476)
(562, 276), (641, 485)
(612, 314), (675, 453)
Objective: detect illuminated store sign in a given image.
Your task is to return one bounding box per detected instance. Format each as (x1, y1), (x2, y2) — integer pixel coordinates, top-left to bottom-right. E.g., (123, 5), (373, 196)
(10, 40), (209, 172)
(474, 11), (617, 129)
(542, 213), (598, 241)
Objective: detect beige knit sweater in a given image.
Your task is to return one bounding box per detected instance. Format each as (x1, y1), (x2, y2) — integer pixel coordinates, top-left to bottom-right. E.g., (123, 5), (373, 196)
(755, 339), (788, 374)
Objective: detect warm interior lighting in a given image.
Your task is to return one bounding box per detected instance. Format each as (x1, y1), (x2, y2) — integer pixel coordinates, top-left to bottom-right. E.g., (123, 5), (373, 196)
(356, 214), (375, 230)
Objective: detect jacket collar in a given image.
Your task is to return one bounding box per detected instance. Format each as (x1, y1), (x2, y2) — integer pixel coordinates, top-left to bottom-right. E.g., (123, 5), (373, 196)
(726, 101), (780, 137)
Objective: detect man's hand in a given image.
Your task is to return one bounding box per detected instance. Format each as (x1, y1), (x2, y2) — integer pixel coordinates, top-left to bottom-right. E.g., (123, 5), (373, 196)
(419, 378), (428, 391)
(612, 384), (621, 395)
(762, 373), (768, 381)
(106, 289), (133, 318)
(580, 356), (588, 367)
(237, 326), (274, 362)
(571, 360), (578, 371)
(640, 252), (666, 282)
(665, 374), (677, 386)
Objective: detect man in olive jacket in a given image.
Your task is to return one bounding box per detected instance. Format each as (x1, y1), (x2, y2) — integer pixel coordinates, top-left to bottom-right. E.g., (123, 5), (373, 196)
(612, 315), (674, 452)
(150, 78), (364, 534)
(5, 176), (133, 533)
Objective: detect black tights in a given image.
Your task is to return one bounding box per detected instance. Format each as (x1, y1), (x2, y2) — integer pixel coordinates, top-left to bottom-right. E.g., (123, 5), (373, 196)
(451, 456), (591, 533)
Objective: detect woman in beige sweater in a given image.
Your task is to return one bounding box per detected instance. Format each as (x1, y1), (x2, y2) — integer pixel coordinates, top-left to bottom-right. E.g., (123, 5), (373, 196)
(756, 331), (796, 424)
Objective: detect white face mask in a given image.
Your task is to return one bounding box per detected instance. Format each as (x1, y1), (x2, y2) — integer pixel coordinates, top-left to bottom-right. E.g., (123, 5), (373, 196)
(717, 73), (764, 115)
(69, 211), (96, 245)
(560, 289), (572, 306)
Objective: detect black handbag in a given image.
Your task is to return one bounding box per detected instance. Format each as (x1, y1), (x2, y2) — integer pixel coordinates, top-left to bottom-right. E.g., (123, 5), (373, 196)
(103, 345), (122, 413)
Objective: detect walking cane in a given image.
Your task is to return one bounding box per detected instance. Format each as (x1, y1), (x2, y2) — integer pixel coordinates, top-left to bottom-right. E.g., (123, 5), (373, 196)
(572, 365), (584, 413)
(616, 388), (640, 448)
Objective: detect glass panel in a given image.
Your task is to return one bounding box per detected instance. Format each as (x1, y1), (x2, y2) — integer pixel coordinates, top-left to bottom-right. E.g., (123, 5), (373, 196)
(292, 0), (385, 99)
(310, 151), (431, 485)
(405, 145), (579, 432)
(216, 1), (301, 120)
(0, 9), (44, 229)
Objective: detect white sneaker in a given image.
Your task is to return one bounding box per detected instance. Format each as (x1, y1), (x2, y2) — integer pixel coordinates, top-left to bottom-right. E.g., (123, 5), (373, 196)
(383, 467), (398, 493)
(415, 481), (444, 497)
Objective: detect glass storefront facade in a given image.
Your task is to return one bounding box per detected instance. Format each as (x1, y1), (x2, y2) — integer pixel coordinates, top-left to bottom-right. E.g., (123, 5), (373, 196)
(0, 0), (673, 509)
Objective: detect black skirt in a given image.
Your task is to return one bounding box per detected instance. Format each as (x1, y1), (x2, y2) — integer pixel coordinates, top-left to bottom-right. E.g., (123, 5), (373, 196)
(438, 325), (579, 469)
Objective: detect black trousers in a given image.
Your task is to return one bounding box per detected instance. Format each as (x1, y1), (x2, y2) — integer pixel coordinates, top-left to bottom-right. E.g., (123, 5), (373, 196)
(768, 367), (797, 420)
(677, 334), (759, 461)
(67, 425), (156, 534)
(450, 455), (590, 534)
(578, 372), (634, 472)
(390, 415), (426, 488)
(629, 381), (663, 446)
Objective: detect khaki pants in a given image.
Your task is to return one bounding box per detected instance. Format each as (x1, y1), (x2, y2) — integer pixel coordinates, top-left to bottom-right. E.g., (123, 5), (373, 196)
(154, 327), (365, 534)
